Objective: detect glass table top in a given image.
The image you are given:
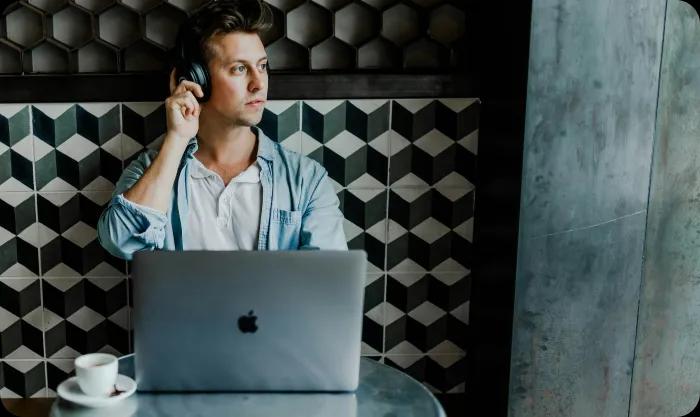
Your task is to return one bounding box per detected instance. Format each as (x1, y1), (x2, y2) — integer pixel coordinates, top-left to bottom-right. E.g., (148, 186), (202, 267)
(4, 355), (446, 417)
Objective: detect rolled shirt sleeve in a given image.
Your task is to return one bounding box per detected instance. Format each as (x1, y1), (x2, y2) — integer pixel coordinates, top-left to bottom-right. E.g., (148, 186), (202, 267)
(97, 150), (169, 260)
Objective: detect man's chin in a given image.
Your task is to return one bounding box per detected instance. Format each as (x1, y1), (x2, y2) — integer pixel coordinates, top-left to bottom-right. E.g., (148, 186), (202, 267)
(231, 112), (263, 127)
(245, 110), (265, 125)
(240, 116), (263, 127)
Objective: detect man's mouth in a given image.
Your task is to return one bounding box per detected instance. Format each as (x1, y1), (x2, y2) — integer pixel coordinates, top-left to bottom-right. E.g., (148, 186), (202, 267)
(246, 99), (266, 107)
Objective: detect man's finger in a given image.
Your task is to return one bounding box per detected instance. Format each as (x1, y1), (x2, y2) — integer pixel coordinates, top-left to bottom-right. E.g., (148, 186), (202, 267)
(175, 80), (204, 98)
(187, 96), (200, 116)
(169, 68), (177, 94)
(192, 83), (204, 98)
(173, 95), (199, 118)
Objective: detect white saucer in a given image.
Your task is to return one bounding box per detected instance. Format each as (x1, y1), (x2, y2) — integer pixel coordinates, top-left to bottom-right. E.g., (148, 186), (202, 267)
(57, 374), (137, 408)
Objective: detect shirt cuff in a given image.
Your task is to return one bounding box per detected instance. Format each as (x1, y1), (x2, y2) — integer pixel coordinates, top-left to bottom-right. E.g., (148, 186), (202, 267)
(111, 193), (168, 247)
(113, 194), (167, 217)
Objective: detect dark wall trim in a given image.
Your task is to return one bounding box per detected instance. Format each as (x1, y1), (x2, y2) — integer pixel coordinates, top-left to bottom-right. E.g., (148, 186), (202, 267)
(466, 0), (531, 415)
(0, 73), (477, 102)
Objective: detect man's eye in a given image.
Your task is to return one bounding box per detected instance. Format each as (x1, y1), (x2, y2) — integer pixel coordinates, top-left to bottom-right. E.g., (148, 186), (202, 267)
(260, 63), (268, 71)
(233, 65), (246, 73)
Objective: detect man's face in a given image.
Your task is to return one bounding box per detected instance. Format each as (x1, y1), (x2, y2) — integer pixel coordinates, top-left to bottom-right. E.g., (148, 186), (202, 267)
(204, 31), (268, 126)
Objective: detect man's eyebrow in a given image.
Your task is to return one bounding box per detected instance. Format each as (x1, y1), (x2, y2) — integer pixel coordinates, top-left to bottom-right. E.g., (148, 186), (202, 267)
(222, 57), (268, 66)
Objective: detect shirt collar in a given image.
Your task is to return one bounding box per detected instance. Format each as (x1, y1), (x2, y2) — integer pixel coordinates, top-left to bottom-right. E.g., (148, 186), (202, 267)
(236, 160), (261, 183)
(184, 125), (274, 163)
(189, 156), (213, 179)
(190, 157), (261, 183)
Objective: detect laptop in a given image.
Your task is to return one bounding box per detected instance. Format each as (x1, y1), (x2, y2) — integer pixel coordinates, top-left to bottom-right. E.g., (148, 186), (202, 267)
(131, 250), (367, 393)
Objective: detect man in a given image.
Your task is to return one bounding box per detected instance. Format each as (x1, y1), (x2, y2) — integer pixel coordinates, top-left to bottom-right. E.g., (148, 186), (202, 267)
(97, 0), (347, 260)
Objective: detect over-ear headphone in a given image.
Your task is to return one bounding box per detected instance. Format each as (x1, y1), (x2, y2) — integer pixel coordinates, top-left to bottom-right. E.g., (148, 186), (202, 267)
(173, 21), (212, 103)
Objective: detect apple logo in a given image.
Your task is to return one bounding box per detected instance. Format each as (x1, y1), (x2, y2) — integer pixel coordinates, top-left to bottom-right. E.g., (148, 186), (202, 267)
(238, 310), (258, 333)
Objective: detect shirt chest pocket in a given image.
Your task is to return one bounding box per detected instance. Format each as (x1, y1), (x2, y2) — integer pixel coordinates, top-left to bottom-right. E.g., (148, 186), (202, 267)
(269, 208), (302, 249)
(271, 208), (302, 225)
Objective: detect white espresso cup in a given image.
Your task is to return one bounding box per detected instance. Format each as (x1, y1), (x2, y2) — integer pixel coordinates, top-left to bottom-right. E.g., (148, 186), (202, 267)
(74, 353), (118, 397)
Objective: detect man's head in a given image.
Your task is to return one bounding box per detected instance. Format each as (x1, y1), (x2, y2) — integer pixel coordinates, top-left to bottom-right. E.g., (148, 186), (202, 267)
(174, 0), (272, 127)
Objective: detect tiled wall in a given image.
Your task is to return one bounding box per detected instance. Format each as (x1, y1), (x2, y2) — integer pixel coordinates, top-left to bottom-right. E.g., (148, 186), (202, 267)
(0, 99), (477, 398)
(0, 0), (468, 73)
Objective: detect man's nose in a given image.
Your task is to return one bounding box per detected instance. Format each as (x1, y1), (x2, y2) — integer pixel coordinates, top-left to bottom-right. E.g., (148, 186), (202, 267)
(249, 69), (266, 92)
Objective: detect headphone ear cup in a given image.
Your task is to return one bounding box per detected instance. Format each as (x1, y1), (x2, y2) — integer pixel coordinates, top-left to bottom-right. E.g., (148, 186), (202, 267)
(173, 23), (209, 102)
(190, 62), (211, 103)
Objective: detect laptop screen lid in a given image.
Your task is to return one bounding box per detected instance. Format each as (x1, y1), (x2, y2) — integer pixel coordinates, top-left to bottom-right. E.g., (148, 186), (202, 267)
(131, 250), (366, 392)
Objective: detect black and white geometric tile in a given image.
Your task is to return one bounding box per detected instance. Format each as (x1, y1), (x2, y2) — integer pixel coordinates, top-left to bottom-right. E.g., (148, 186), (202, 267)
(38, 191), (126, 276)
(301, 100), (390, 188)
(46, 359), (74, 396)
(0, 278), (43, 359)
(0, 105), (34, 193)
(389, 99), (478, 187)
(339, 188), (387, 271)
(387, 187), (474, 272)
(384, 354), (466, 394)
(385, 272), (469, 353)
(0, 192), (40, 277)
(121, 102), (167, 166)
(42, 277), (129, 359)
(0, 360), (46, 397)
(33, 104), (123, 192)
(259, 100), (301, 153)
(0, 98), (477, 398)
(362, 272), (385, 356)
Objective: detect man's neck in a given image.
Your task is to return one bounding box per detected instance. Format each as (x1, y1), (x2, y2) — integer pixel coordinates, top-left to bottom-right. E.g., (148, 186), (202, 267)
(194, 116), (258, 168)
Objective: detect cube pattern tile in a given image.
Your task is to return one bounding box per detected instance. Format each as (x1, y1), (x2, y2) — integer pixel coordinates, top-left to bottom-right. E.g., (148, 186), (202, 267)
(0, 361), (45, 398)
(43, 277), (129, 359)
(384, 354), (467, 394)
(0, 98), (477, 397)
(302, 100), (390, 188)
(37, 191), (126, 276)
(0, 192), (40, 276)
(0, 1), (468, 73)
(0, 279), (43, 359)
(0, 106), (34, 192)
(32, 104), (123, 191)
(387, 187), (474, 271)
(46, 359), (73, 396)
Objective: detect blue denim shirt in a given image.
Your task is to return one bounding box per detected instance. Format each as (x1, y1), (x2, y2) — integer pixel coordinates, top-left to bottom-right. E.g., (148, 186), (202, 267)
(97, 127), (347, 260)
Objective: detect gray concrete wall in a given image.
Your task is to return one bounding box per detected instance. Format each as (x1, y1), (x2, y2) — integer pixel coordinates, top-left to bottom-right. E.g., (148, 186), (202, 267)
(509, 0), (667, 415)
(629, 2), (700, 416)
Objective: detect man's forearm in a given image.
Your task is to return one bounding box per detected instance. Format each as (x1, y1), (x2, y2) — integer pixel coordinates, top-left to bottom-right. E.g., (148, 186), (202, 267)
(123, 133), (190, 213)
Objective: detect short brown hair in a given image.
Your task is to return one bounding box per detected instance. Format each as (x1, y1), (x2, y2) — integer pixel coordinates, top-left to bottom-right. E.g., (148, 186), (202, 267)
(178, 0), (272, 65)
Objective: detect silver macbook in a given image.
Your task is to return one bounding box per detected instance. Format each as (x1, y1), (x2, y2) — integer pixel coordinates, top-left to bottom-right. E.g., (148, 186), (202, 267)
(131, 250), (367, 393)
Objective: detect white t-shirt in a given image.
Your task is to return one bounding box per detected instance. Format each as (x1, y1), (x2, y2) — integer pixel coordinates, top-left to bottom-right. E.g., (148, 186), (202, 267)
(183, 156), (262, 250)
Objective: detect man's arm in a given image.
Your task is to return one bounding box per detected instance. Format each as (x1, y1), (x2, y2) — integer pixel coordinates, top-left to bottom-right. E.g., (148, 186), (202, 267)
(121, 134), (190, 213)
(97, 69), (204, 260)
(122, 69), (203, 212)
(97, 135), (187, 260)
(298, 168), (348, 250)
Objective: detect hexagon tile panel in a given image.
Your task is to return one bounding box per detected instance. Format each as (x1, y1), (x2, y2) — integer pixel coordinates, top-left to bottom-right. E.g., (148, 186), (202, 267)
(0, 0), (468, 73)
(0, 98), (477, 399)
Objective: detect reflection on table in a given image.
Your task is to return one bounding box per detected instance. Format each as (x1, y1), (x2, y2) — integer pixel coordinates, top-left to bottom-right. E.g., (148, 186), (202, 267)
(5, 355), (446, 417)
